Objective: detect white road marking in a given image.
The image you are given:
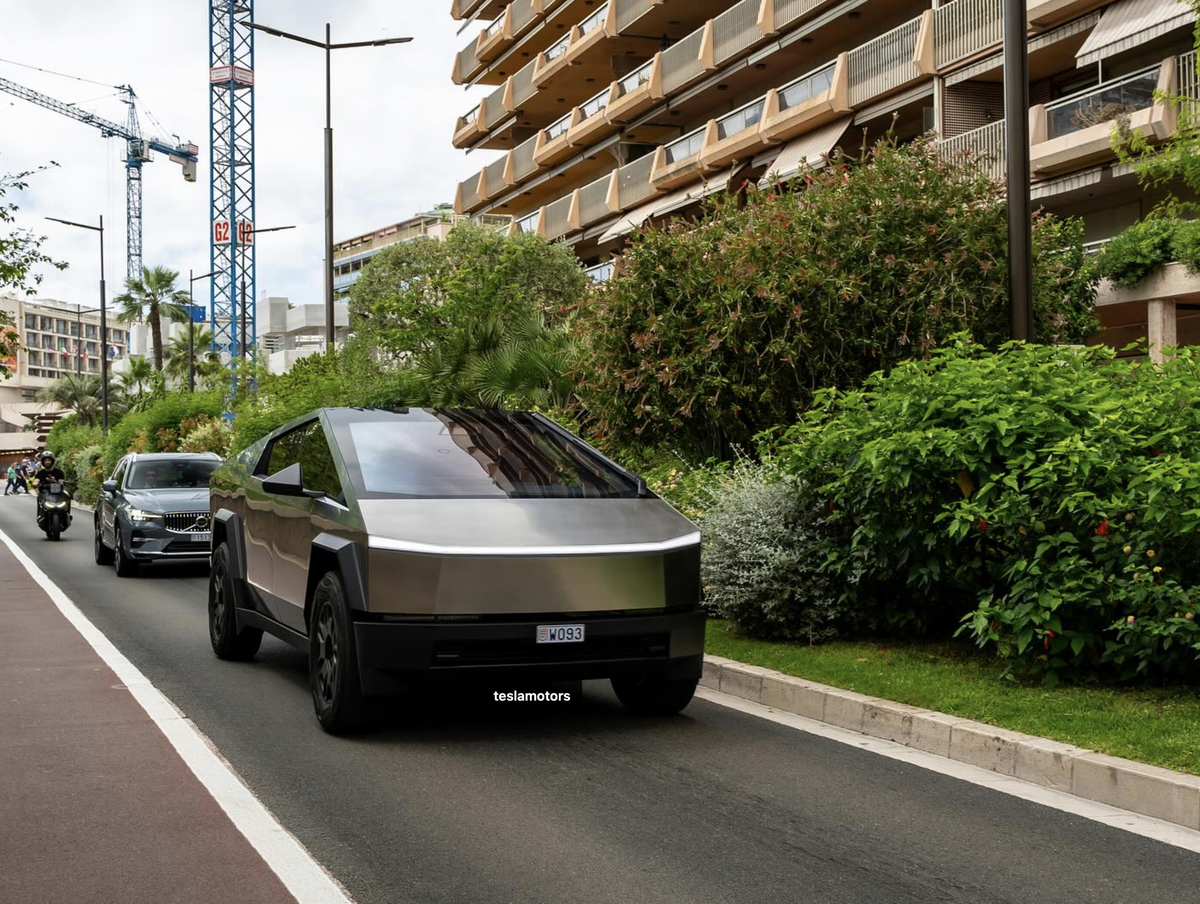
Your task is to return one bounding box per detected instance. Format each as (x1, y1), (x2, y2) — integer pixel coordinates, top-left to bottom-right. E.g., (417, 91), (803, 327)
(0, 525), (355, 904)
(695, 686), (1200, 855)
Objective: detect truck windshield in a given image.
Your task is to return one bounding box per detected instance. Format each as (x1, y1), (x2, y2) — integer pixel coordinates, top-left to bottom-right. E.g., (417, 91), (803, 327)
(335, 410), (640, 499)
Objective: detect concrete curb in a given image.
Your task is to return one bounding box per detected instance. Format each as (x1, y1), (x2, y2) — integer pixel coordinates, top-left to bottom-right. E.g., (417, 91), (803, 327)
(701, 654), (1200, 831)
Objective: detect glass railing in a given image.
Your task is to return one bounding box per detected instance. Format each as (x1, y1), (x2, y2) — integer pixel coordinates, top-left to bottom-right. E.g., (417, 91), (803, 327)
(579, 2), (610, 36)
(546, 34), (571, 61)
(586, 261), (614, 283)
(462, 105), (480, 126)
(580, 87), (609, 120)
(716, 98), (764, 140)
(516, 211), (540, 233)
(664, 128), (705, 165)
(1046, 66), (1159, 140)
(618, 59), (653, 95)
(545, 112), (572, 140)
(779, 62), (835, 110)
(480, 19), (499, 38)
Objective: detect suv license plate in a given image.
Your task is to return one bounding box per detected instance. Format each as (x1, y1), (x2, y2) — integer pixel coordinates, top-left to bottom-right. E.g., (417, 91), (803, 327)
(191, 532), (211, 543)
(537, 624), (585, 644)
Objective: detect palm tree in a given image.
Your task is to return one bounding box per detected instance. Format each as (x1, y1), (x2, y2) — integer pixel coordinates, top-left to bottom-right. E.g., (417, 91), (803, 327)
(37, 373), (102, 426)
(164, 326), (220, 387)
(118, 355), (155, 400)
(113, 266), (189, 371)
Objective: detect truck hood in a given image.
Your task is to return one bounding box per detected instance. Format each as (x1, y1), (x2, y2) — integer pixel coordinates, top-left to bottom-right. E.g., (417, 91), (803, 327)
(357, 497), (699, 556)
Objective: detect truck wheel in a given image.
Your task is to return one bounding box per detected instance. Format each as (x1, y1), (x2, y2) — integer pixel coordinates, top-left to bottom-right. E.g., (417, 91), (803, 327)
(209, 543), (262, 661)
(309, 571), (367, 735)
(611, 674), (699, 715)
(94, 517), (114, 564)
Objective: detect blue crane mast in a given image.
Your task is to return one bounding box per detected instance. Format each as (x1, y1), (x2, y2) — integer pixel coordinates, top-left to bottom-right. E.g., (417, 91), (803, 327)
(0, 77), (198, 283)
(209, 1), (255, 358)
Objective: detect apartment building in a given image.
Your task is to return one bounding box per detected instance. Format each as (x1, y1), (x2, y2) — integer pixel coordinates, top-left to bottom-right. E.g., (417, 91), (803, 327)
(449, 0), (1200, 346)
(332, 205), (511, 296)
(258, 297), (351, 375)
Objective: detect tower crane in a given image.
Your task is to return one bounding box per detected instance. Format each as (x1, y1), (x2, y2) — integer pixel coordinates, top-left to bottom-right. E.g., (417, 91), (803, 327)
(0, 76), (199, 283)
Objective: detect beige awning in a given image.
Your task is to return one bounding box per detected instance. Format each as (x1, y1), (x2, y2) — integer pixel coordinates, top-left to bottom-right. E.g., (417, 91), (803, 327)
(1076, 0), (1196, 66)
(757, 117), (852, 188)
(598, 171), (733, 243)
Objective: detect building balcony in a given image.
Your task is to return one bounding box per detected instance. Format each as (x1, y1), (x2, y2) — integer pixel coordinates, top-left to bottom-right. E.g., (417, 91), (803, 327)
(605, 55), (664, 124)
(453, 104), (487, 147)
(1030, 58), (1177, 176)
(846, 14), (928, 108)
(698, 97), (767, 170)
(452, 0), (511, 22)
(577, 171), (620, 227)
(477, 6), (515, 63)
(539, 191), (579, 241)
(760, 56), (848, 143)
(1027, 0), (1107, 28)
(532, 108), (581, 166)
(938, 119), (1006, 182)
(564, 85), (617, 149)
(651, 127), (710, 190)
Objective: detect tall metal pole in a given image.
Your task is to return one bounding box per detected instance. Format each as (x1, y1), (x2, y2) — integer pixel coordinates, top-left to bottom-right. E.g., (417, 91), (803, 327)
(324, 22), (335, 352)
(188, 268), (196, 392)
(99, 215), (109, 435)
(1004, 0), (1033, 342)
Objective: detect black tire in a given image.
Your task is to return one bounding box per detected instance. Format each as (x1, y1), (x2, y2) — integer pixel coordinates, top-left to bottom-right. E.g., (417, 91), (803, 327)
(94, 517), (114, 564)
(208, 543), (262, 661)
(611, 674), (699, 715)
(47, 529), (60, 541)
(309, 571), (367, 735)
(113, 523), (138, 577)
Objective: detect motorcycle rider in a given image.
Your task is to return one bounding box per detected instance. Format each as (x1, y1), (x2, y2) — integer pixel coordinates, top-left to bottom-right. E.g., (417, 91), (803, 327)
(33, 451), (66, 524)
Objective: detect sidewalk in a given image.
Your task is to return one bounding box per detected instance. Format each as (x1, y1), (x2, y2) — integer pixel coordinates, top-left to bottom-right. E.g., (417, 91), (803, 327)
(0, 538), (296, 904)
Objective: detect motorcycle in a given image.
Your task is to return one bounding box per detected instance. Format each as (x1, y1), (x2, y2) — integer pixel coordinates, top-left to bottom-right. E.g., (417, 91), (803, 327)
(37, 480), (72, 541)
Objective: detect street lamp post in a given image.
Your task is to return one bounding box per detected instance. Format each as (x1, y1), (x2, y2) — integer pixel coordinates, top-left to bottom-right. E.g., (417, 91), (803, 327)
(188, 269), (215, 392)
(45, 215), (110, 435)
(236, 224), (295, 364)
(239, 18), (411, 351)
(1003, 0), (1033, 342)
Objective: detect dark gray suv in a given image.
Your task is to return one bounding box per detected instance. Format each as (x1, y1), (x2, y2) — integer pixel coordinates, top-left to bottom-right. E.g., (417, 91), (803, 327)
(94, 452), (223, 576)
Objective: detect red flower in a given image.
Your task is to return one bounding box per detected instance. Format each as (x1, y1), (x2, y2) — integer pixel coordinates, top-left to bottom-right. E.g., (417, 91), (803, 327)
(1043, 637), (1050, 650)
(1096, 519), (1109, 536)
(978, 518), (988, 532)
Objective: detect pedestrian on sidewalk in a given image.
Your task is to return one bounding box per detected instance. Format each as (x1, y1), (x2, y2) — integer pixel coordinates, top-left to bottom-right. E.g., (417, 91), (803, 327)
(4, 464), (15, 496)
(14, 462), (29, 495)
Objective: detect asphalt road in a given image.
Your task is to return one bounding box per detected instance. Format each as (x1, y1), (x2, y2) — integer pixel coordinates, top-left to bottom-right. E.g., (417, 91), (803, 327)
(5, 495), (1200, 904)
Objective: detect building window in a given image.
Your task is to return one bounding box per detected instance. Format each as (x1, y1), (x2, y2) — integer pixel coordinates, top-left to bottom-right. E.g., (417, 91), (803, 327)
(40, 317), (51, 331)
(85, 324), (96, 339)
(24, 314), (35, 329)
(70, 322), (79, 337)
(55, 319), (68, 334)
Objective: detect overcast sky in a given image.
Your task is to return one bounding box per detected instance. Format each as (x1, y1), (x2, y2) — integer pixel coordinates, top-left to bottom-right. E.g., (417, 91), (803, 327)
(1, 0), (501, 315)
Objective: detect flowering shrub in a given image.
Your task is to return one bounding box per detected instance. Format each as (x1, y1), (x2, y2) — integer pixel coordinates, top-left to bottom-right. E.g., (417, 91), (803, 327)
(571, 137), (1096, 458)
(700, 465), (859, 643)
(778, 339), (1200, 682)
(70, 444), (104, 505)
(180, 417), (232, 457)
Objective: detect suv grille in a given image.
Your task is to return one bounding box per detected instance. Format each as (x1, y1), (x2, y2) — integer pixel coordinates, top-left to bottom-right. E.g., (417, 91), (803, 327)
(164, 511), (211, 533)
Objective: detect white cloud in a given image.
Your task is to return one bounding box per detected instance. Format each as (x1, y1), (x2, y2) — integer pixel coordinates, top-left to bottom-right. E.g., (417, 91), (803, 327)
(1, 0), (501, 321)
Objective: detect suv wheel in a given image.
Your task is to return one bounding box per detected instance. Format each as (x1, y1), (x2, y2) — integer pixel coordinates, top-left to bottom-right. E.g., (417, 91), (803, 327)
(208, 543), (262, 660)
(309, 571), (367, 734)
(94, 516), (114, 565)
(113, 524), (138, 577)
(611, 674), (699, 715)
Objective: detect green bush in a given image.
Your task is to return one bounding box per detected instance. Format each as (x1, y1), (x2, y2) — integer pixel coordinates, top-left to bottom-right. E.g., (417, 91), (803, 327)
(571, 136), (1096, 459)
(778, 339), (1200, 683)
(1093, 218), (1178, 287)
(701, 465), (858, 643)
(101, 390), (225, 474)
(1170, 218), (1200, 275)
(71, 444), (104, 505)
(47, 416), (101, 490)
(230, 351), (352, 452)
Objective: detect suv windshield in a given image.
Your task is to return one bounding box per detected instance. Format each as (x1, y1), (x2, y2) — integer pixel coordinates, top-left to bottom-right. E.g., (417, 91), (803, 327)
(334, 410), (639, 499)
(126, 459), (221, 490)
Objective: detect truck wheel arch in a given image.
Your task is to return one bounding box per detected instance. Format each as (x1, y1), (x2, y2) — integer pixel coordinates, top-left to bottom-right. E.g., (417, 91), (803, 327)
(305, 533), (369, 629)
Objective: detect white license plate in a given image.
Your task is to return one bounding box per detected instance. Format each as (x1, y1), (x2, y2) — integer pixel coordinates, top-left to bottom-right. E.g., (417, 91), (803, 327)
(536, 624), (585, 644)
(191, 532), (211, 543)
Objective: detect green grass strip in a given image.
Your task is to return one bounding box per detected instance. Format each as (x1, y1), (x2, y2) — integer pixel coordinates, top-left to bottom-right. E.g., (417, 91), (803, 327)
(705, 621), (1200, 776)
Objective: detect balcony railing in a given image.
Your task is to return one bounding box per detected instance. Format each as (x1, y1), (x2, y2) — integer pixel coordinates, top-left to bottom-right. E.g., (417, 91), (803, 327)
(618, 154), (656, 207)
(716, 98), (764, 140)
(483, 156), (508, 195)
(483, 87), (507, 126)
(459, 174), (483, 211)
(457, 35), (483, 83)
(847, 16), (922, 106)
(1046, 66), (1159, 140)
(939, 119), (1005, 182)
(934, 0), (1002, 69)
(579, 173), (613, 224)
(463, 105), (480, 125)
(545, 33), (571, 62)
(515, 210), (540, 233)
(545, 111), (572, 140)
(778, 62), (835, 111)
(578, 2), (610, 36)
(511, 135), (539, 181)
(511, 59), (538, 107)
(580, 86), (609, 120)
(774, 0), (828, 30)
(586, 261), (614, 283)
(1181, 50), (1198, 100)
(544, 194), (574, 239)
(661, 29), (704, 94)
(664, 127), (705, 165)
(617, 58), (653, 95)
(511, 0), (540, 34)
(615, 0), (654, 32)
(714, 0), (760, 65)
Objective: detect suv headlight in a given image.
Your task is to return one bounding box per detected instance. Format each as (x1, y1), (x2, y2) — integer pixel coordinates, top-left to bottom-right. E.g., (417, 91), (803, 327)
(129, 508), (163, 522)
